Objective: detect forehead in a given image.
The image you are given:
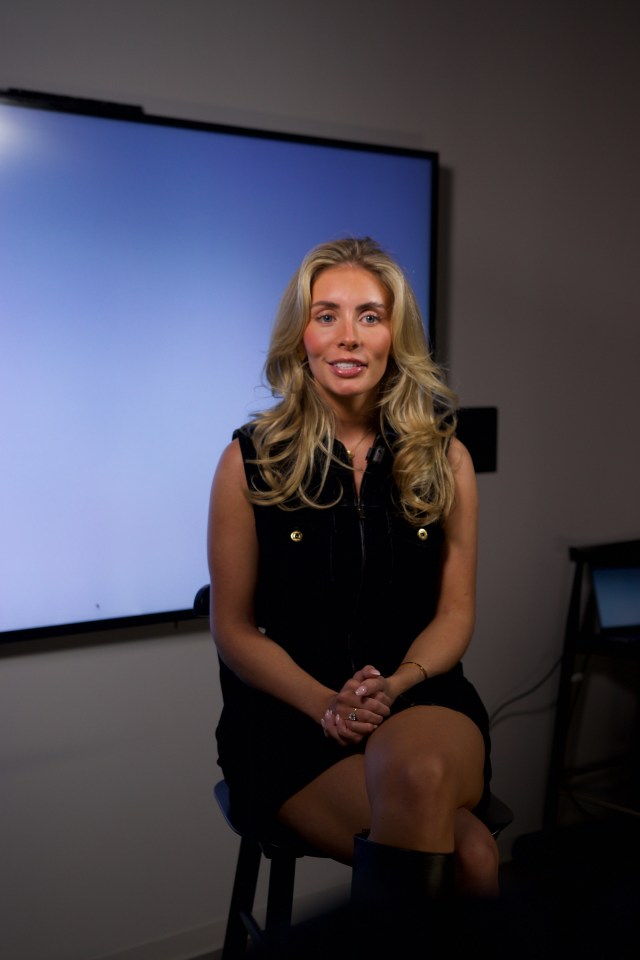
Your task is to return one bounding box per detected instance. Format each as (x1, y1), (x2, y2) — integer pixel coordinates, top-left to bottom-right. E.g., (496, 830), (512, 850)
(311, 264), (388, 303)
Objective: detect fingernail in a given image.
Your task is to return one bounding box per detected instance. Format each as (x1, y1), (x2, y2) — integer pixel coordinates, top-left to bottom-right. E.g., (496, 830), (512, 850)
(356, 686), (366, 696)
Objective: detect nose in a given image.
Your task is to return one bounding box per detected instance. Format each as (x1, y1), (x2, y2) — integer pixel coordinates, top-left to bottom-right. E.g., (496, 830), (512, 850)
(337, 317), (359, 349)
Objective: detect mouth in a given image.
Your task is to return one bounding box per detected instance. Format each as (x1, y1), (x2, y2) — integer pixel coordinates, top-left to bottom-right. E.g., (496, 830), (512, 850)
(330, 360), (367, 371)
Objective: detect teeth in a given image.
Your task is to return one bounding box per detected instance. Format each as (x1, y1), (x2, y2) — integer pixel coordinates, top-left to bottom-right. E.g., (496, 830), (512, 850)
(334, 362), (361, 369)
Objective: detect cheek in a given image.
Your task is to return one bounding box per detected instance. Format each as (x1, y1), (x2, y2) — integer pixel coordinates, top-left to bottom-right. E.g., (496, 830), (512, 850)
(302, 326), (323, 358)
(374, 330), (392, 362)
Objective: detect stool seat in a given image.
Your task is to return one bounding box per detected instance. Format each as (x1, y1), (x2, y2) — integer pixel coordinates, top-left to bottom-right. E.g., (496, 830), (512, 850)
(215, 778), (327, 860)
(214, 777), (514, 957)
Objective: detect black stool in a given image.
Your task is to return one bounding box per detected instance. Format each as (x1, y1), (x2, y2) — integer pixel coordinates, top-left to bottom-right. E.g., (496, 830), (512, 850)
(214, 779), (330, 957)
(214, 777), (514, 958)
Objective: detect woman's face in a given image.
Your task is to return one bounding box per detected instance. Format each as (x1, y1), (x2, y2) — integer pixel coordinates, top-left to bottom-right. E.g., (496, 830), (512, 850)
(303, 265), (392, 409)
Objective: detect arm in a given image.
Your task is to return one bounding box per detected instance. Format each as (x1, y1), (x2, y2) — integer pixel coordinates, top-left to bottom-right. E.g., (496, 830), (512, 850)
(208, 439), (354, 725)
(370, 436), (478, 702)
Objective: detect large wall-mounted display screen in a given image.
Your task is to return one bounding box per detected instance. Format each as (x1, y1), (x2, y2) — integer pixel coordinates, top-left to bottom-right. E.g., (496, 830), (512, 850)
(0, 89), (438, 642)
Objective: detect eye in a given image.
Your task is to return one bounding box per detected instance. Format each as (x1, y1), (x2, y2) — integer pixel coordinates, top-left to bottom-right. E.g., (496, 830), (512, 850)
(315, 313), (335, 324)
(360, 313), (381, 325)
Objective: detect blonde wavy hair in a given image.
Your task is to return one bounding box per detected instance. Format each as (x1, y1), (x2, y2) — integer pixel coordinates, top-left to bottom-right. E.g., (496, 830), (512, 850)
(246, 237), (459, 525)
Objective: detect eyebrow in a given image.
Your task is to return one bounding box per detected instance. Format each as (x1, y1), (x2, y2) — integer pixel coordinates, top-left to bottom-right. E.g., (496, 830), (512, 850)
(311, 300), (387, 312)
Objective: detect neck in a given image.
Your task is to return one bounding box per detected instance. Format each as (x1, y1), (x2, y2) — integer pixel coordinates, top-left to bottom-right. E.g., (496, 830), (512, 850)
(334, 400), (378, 434)
(336, 416), (375, 434)
(335, 416), (377, 440)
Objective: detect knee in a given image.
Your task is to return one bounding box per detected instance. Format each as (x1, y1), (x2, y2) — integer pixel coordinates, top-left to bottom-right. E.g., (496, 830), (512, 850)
(455, 832), (500, 897)
(373, 752), (452, 808)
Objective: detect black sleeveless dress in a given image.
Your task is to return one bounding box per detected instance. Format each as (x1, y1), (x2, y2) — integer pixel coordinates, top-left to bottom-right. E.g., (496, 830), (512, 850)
(215, 424), (492, 834)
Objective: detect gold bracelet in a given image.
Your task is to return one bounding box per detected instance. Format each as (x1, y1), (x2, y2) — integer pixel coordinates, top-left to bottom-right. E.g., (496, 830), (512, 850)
(399, 660), (428, 682)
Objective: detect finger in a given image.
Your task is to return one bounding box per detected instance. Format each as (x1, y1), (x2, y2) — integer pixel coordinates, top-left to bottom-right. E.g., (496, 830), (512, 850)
(355, 667), (386, 696)
(355, 665), (381, 682)
(336, 714), (363, 742)
(356, 708), (386, 728)
(364, 696), (391, 716)
(351, 664), (381, 685)
(322, 708), (341, 737)
(362, 664), (382, 678)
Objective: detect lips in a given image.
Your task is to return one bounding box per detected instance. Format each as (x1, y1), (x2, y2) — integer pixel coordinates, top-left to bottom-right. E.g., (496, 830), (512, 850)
(329, 360), (367, 378)
(330, 360), (366, 370)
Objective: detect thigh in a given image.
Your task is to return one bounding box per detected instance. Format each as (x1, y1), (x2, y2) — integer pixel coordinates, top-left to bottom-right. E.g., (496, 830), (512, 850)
(277, 706), (487, 863)
(277, 753), (371, 864)
(365, 704), (486, 811)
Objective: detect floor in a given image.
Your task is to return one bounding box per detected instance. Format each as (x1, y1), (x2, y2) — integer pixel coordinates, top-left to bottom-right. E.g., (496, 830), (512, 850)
(205, 814), (640, 959)
(496, 815), (640, 959)
(291, 816), (638, 958)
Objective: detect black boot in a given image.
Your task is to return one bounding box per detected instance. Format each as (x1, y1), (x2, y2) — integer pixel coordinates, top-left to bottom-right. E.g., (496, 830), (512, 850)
(350, 833), (454, 949)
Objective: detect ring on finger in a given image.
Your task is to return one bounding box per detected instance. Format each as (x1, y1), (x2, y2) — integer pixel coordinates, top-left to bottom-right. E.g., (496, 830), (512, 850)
(348, 708), (358, 722)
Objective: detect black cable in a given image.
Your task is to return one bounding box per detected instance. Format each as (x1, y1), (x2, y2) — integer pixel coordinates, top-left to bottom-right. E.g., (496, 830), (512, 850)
(489, 700), (559, 731)
(488, 654), (563, 728)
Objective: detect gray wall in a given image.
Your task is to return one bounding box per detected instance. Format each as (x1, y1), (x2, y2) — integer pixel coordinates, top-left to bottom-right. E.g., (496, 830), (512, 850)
(1, 2), (639, 958)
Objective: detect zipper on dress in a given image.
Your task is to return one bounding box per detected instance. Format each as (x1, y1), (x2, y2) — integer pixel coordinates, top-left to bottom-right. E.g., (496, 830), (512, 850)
(348, 472), (368, 672)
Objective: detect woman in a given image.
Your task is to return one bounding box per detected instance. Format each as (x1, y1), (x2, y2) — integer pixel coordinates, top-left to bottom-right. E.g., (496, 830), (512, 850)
(207, 237), (498, 921)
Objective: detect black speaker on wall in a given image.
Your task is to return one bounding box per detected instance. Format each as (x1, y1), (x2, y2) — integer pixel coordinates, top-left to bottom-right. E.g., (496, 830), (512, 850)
(456, 407), (498, 473)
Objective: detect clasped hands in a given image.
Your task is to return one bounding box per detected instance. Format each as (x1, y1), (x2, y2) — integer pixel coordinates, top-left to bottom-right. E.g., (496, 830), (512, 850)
(321, 664), (392, 745)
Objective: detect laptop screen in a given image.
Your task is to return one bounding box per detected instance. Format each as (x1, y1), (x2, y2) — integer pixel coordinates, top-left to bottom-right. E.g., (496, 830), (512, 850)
(590, 566), (640, 632)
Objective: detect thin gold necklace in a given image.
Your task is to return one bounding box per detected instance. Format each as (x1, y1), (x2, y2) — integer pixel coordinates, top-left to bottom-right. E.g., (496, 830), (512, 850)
(345, 428), (374, 460)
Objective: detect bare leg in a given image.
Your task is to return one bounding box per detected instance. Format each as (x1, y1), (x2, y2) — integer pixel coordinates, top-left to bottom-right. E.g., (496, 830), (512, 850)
(364, 705), (486, 852)
(454, 808), (500, 897)
(278, 705), (498, 895)
(278, 753), (369, 864)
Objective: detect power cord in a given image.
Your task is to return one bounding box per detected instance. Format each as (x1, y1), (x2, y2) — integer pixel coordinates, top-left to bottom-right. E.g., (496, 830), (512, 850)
(488, 654), (564, 729)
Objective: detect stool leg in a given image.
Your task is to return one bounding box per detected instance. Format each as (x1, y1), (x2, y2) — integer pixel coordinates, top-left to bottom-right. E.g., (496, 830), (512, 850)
(263, 852), (297, 951)
(221, 836), (262, 959)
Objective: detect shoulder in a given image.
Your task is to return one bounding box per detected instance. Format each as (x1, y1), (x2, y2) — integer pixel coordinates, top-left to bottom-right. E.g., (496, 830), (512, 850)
(207, 440), (258, 577)
(446, 437), (477, 508)
(208, 439), (255, 547)
(447, 436), (474, 474)
(212, 437), (248, 496)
